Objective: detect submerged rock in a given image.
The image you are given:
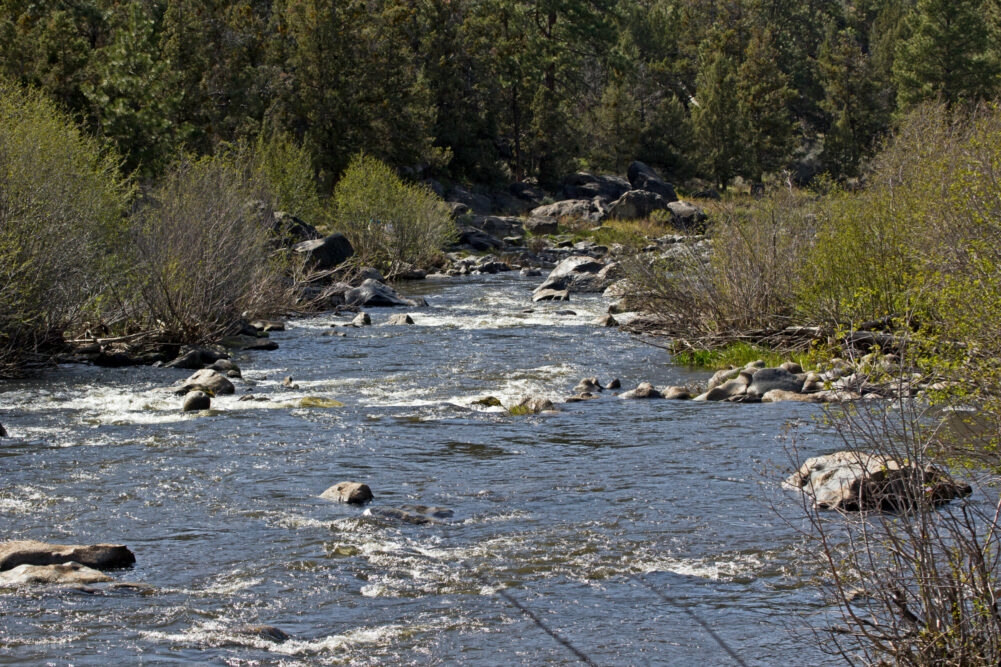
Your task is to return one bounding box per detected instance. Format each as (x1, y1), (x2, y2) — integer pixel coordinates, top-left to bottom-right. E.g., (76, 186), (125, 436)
(566, 392), (600, 402)
(364, 507), (433, 525)
(574, 377), (603, 394)
(352, 312), (372, 327)
(320, 482), (373, 505)
(209, 358), (241, 377)
(606, 378), (621, 390)
(0, 540), (136, 571)
(512, 396), (556, 413)
(0, 423), (6, 438)
(398, 504), (454, 519)
(785, 451), (972, 511)
(182, 391), (211, 412)
(619, 382), (663, 399)
(0, 562), (112, 586)
(594, 314), (618, 327)
(234, 624), (291, 644)
(386, 313), (414, 325)
(472, 396), (503, 407)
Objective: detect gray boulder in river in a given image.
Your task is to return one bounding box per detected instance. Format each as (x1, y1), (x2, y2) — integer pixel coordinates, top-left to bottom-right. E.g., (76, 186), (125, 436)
(0, 562), (112, 586)
(320, 482), (374, 505)
(619, 382), (663, 399)
(533, 255), (608, 296)
(345, 279), (424, 308)
(0, 540), (136, 571)
(182, 391), (211, 412)
(176, 369), (235, 396)
(784, 451), (972, 511)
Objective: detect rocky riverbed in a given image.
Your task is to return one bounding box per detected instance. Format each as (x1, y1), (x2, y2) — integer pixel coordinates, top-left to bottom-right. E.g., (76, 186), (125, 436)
(0, 271), (980, 665)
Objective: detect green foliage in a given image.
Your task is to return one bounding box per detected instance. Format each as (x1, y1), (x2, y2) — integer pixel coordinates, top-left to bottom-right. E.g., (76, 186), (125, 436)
(692, 38), (743, 189)
(894, 0), (999, 109)
(333, 153), (456, 271)
(737, 29), (796, 182)
(0, 80), (131, 374)
(84, 1), (177, 176)
(247, 132), (325, 226)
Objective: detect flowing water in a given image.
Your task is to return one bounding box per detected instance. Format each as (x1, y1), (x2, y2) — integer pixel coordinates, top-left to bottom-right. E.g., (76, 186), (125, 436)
(0, 274), (848, 665)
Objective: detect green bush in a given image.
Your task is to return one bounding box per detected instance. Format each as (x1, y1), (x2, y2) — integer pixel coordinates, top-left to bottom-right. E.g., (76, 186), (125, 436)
(247, 132), (326, 227)
(332, 153), (456, 272)
(128, 154), (296, 343)
(0, 81), (131, 375)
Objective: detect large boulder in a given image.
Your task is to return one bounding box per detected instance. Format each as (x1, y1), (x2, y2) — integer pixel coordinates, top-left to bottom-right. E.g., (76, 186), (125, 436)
(177, 369), (235, 396)
(470, 215), (524, 239)
(458, 228), (503, 251)
(320, 482), (374, 505)
(0, 540), (136, 571)
(344, 279), (422, 308)
(524, 217), (559, 236)
(0, 562), (112, 586)
(533, 255), (608, 295)
(447, 185), (492, 214)
(627, 161), (677, 202)
(560, 172), (631, 202)
(746, 368), (804, 397)
(182, 391), (211, 412)
(530, 199), (601, 222)
(666, 200), (708, 231)
(269, 211), (321, 247)
(605, 190), (670, 220)
(293, 233), (355, 271)
(785, 451), (972, 511)
(165, 346), (227, 370)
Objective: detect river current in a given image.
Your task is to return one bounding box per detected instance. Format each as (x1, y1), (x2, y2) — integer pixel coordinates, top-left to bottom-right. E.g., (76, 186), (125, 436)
(0, 273), (844, 665)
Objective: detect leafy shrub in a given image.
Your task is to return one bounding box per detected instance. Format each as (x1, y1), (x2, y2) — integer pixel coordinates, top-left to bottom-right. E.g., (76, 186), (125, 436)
(128, 155), (295, 343)
(332, 153), (455, 271)
(0, 81), (131, 375)
(623, 188), (815, 343)
(247, 132), (326, 227)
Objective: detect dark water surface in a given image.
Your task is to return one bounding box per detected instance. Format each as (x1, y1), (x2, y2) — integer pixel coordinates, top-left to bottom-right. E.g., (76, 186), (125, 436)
(0, 274), (844, 665)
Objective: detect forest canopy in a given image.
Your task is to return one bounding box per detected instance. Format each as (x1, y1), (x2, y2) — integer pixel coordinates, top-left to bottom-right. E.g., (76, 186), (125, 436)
(2, 0), (999, 189)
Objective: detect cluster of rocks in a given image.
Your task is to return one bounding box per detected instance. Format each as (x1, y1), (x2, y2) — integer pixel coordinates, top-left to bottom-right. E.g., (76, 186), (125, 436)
(443, 162), (705, 229)
(784, 451), (972, 512)
(319, 481), (454, 526)
(0, 540), (138, 589)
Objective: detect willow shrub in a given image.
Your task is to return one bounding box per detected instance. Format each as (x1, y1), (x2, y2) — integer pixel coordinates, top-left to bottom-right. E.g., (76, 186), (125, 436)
(0, 82), (131, 375)
(333, 153), (456, 272)
(128, 155), (296, 343)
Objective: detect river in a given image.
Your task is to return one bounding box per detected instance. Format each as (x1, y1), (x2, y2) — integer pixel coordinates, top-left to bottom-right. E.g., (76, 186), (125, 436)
(0, 273), (844, 665)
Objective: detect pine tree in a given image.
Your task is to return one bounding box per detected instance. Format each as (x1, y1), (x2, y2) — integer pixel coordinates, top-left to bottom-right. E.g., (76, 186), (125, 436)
(894, 0), (998, 108)
(818, 27), (888, 178)
(692, 36), (744, 190)
(736, 28), (795, 183)
(84, 2), (177, 175)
